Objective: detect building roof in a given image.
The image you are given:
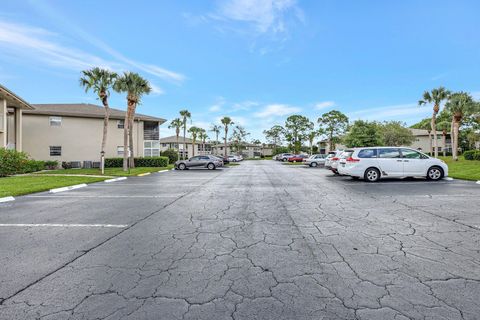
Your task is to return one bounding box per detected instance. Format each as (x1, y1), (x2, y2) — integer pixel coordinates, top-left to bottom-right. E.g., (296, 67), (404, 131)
(0, 84), (34, 110)
(409, 128), (443, 136)
(24, 103), (165, 123)
(212, 142), (271, 148)
(160, 135), (194, 143)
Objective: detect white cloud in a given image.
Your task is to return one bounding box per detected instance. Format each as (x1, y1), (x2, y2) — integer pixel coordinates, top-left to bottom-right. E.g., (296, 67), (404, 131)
(254, 103), (301, 118)
(232, 100), (259, 111)
(0, 20), (184, 84)
(217, 0), (302, 35)
(348, 103), (430, 122)
(315, 101), (335, 110)
(208, 97), (226, 112)
(149, 83), (165, 95)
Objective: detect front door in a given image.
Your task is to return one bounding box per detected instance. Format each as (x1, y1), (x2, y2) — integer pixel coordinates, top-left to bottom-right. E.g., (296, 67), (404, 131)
(377, 148), (403, 177)
(6, 108), (16, 150)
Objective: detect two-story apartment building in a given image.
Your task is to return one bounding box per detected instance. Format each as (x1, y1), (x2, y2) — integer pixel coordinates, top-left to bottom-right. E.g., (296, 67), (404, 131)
(0, 84), (34, 151)
(212, 142), (273, 158)
(22, 103), (165, 162)
(159, 135), (212, 158)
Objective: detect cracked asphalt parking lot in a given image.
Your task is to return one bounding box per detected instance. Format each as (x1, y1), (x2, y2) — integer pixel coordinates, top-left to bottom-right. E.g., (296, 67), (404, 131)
(0, 160), (479, 320)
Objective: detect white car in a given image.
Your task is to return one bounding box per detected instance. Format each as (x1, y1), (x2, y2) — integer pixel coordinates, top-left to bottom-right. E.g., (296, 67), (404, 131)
(228, 155), (243, 162)
(337, 147), (448, 182)
(303, 154), (326, 167)
(324, 151), (343, 172)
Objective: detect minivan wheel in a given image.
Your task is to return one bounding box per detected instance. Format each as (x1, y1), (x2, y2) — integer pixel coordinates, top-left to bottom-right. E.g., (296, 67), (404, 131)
(282, 158), (287, 162)
(364, 168), (380, 182)
(311, 162), (318, 167)
(207, 163), (216, 170)
(427, 166), (443, 180)
(178, 163), (186, 170)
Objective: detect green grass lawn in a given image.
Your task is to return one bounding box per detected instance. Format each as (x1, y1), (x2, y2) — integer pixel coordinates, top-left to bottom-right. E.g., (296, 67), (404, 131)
(37, 165), (174, 177)
(225, 163), (241, 166)
(0, 176), (108, 197)
(439, 156), (480, 181)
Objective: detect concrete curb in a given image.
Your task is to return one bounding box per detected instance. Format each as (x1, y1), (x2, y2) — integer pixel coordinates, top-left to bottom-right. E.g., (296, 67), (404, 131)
(137, 173), (151, 177)
(105, 177), (128, 183)
(50, 184), (88, 193)
(0, 196), (15, 203)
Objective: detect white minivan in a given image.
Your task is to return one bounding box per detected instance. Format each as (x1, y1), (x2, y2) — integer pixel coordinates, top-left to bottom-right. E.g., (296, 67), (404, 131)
(337, 147), (448, 182)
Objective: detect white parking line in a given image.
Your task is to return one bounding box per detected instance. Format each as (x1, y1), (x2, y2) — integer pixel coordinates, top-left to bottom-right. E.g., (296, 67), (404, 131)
(26, 195), (182, 198)
(158, 170), (169, 173)
(0, 196), (15, 203)
(0, 223), (128, 228)
(137, 172), (151, 177)
(477, 181), (480, 185)
(50, 184), (88, 193)
(105, 177), (127, 183)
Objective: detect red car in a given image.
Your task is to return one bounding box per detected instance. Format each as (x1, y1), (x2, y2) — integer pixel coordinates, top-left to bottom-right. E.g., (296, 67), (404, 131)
(287, 154), (309, 162)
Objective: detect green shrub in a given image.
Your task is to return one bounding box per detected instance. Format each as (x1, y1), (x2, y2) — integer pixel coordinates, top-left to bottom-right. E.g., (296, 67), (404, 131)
(464, 150), (480, 160)
(105, 157), (169, 168)
(44, 160), (59, 170)
(161, 149), (177, 164)
(62, 161), (72, 169)
(0, 148), (45, 176)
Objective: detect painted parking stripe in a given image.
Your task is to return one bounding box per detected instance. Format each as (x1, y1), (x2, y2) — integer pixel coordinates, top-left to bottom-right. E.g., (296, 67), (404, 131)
(443, 177), (454, 181)
(104, 177), (127, 183)
(158, 170), (169, 173)
(477, 181), (480, 185)
(0, 196), (15, 203)
(0, 223), (128, 228)
(26, 195), (182, 198)
(137, 172), (151, 177)
(50, 184), (87, 193)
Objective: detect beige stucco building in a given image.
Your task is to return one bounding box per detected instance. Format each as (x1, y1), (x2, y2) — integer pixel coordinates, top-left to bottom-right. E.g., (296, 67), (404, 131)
(22, 104), (165, 163)
(0, 84), (34, 151)
(159, 135), (212, 158)
(212, 142), (273, 158)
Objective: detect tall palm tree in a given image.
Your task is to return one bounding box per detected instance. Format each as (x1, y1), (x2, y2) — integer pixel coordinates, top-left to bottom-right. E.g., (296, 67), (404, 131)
(79, 67), (117, 174)
(198, 129), (208, 155)
(210, 124), (221, 154)
(437, 121), (451, 157)
(168, 118), (183, 161)
(419, 87), (451, 158)
(445, 92), (478, 160)
(113, 72), (152, 171)
(179, 110), (191, 160)
(188, 126), (201, 157)
(221, 117), (234, 157)
(307, 130), (318, 156)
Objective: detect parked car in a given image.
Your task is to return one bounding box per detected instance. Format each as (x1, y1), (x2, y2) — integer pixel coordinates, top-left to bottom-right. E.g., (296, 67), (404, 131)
(276, 153), (294, 161)
(228, 155), (243, 162)
(337, 147), (448, 182)
(324, 151), (343, 170)
(175, 155), (223, 170)
(287, 154), (309, 162)
(303, 154), (326, 167)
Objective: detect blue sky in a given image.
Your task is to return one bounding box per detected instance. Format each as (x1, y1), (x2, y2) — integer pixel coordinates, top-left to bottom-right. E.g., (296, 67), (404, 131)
(1, 0), (479, 140)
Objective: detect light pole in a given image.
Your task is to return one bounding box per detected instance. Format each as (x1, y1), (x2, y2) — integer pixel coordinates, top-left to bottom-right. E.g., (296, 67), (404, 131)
(100, 150), (105, 175)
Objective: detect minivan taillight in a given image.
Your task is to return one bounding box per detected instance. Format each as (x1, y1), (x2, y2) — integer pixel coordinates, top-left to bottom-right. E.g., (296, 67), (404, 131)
(346, 157), (360, 162)
(332, 157), (339, 161)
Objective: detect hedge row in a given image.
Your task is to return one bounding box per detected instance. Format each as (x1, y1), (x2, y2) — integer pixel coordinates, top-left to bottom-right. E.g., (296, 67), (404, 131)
(105, 157), (169, 168)
(0, 148), (58, 177)
(463, 150), (480, 161)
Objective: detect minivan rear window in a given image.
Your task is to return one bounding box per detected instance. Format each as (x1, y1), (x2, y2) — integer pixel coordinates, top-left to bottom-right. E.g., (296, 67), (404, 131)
(358, 149), (377, 158)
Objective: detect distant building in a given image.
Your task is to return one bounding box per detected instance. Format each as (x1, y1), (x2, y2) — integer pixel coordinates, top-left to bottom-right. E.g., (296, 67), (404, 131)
(22, 104), (165, 162)
(0, 84), (34, 152)
(212, 142), (273, 158)
(318, 128), (451, 154)
(159, 135), (212, 158)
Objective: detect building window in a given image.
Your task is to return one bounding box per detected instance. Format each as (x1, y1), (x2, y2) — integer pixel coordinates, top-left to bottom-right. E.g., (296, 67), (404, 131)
(117, 146), (124, 155)
(117, 120), (124, 129)
(49, 116), (62, 126)
(144, 121), (159, 140)
(144, 141), (160, 157)
(49, 146), (62, 156)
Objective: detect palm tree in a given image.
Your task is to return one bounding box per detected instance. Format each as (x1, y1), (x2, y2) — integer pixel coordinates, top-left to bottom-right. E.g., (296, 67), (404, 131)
(210, 124), (221, 154)
(113, 72), (152, 171)
(188, 126), (201, 157)
(220, 117), (234, 157)
(168, 118), (183, 161)
(419, 87), (451, 158)
(179, 110), (191, 160)
(79, 67), (117, 174)
(198, 129), (208, 155)
(437, 121), (451, 157)
(445, 92), (478, 160)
